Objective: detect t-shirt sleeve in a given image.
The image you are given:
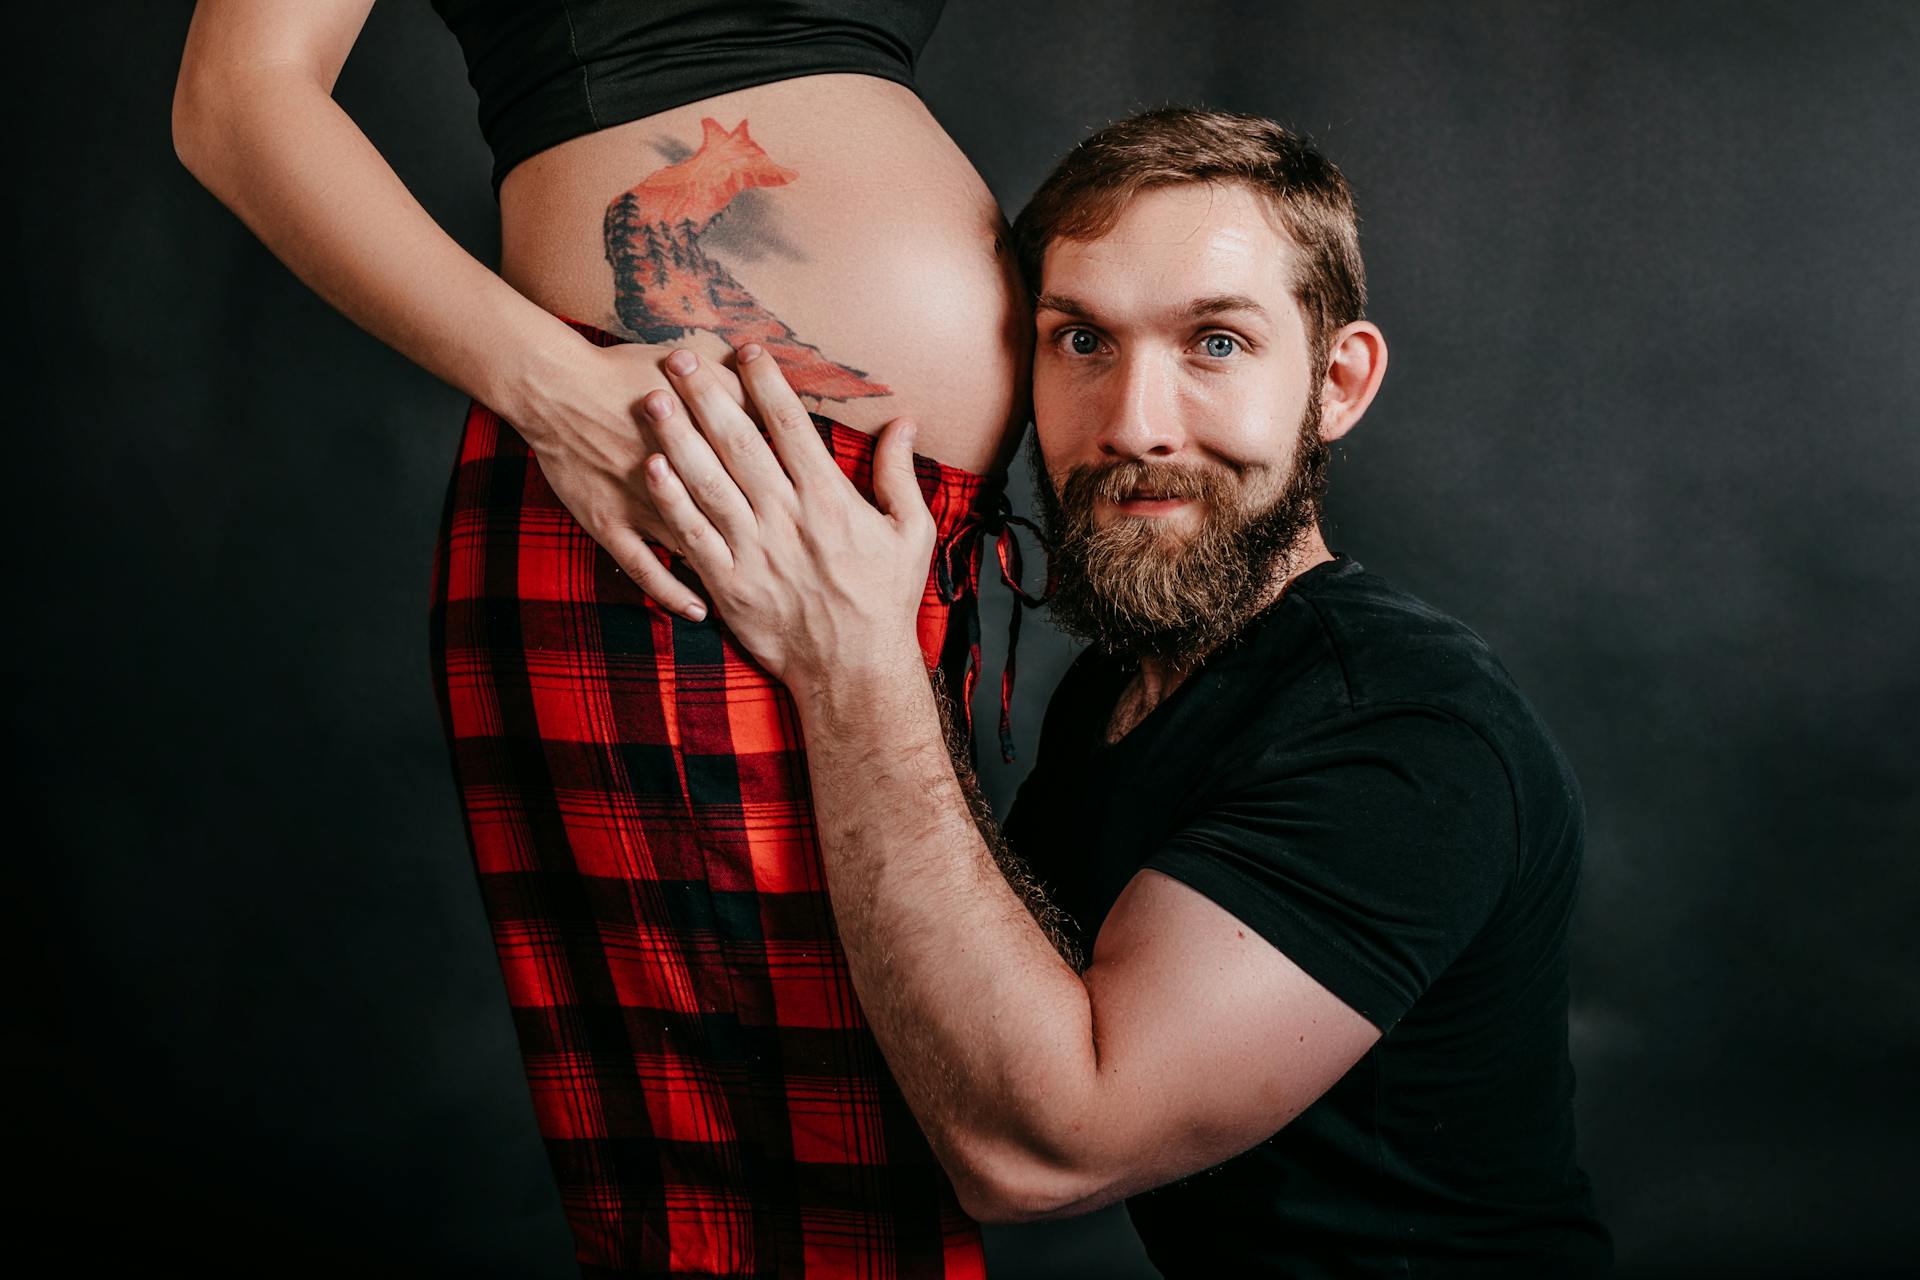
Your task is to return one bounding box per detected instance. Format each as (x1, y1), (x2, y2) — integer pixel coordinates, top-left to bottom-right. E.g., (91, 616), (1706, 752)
(1142, 703), (1517, 1033)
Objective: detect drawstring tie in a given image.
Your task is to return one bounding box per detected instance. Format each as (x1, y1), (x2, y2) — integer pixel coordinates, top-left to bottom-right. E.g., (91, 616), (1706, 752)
(934, 489), (1056, 764)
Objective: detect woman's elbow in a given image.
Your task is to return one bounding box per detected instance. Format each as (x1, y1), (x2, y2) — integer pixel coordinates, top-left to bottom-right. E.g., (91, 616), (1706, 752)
(171, 59), (257, 182)
(170, 70), (216, 175)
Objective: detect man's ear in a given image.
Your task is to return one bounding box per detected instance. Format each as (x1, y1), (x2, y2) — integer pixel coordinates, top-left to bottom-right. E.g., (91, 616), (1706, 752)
(1318, 321), (1388, 444)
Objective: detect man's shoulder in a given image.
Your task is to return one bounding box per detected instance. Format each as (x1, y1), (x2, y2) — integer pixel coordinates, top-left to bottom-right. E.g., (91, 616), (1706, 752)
(1283, 556), (1586, 851)
(1289, 556), (1531, 726)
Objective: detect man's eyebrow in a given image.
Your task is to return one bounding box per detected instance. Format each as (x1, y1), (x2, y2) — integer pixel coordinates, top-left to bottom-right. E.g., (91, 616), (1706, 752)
(1186, 294), (1271, 322)
(1034, 292), (1095, 318)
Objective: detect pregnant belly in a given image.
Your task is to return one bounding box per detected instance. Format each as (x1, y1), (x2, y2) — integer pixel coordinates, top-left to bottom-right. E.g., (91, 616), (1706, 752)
(497, 74), (1031, 476)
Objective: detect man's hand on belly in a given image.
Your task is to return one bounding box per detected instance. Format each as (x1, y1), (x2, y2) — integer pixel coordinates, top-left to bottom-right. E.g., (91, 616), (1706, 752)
(638, 341), (934, 703)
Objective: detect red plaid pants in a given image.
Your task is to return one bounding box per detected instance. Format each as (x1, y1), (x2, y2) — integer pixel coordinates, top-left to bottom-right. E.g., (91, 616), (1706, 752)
(427, 315), (994, 1278)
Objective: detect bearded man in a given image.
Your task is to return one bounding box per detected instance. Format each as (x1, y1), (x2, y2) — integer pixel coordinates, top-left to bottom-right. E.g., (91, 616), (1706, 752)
(630, 106), (1614, 1277)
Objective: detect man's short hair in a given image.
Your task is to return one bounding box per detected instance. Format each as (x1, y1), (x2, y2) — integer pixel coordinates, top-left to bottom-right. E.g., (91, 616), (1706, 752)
(1012, 105), (1368, 376)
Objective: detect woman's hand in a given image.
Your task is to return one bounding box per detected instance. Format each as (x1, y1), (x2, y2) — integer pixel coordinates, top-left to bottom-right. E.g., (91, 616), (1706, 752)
(637, 343), (935, 703)
(516, 339), (745, 620)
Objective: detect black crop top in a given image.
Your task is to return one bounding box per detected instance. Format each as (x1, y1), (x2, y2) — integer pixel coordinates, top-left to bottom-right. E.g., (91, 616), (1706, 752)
(429, 0), (947, 196)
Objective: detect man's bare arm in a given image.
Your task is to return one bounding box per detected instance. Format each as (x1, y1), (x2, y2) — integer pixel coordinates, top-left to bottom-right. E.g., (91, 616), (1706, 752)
(796, 662), (1380, 1221)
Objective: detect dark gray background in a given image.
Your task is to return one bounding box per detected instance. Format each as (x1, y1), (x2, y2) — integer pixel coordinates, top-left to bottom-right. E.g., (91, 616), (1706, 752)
(14, 2), (1917, 1275)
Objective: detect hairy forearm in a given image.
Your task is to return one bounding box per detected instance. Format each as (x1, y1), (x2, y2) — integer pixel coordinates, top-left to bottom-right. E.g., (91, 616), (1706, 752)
(171, 64), (588, 432)
(795, 656), (1103, 1217)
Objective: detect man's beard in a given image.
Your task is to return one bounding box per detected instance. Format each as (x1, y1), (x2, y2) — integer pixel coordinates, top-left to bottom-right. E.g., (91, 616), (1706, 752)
(1030, 395), (1329, 670)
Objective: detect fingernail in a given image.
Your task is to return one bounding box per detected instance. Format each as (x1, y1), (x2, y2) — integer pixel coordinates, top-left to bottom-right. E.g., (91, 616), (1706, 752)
(644, 391), (674, 420)
(666, 348), (698, 375)
(684, 603), (707, 622)
(738, 343), (763, 363)
(646, 453), (668, 478)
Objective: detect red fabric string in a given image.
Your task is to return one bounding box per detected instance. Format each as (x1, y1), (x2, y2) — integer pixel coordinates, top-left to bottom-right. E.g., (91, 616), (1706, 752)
(934, 491), (1056, 763)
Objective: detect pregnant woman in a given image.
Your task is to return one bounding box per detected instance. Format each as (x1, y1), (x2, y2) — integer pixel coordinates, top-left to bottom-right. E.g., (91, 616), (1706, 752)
(172, 2), (1034, 1275)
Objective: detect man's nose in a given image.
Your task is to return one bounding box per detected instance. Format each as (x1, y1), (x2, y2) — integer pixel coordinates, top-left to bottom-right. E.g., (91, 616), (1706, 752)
(1094, 351), (1185, 460)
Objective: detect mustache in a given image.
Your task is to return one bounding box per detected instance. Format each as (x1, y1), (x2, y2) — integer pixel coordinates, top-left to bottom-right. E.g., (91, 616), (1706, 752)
(1059, 459), (1227, 508)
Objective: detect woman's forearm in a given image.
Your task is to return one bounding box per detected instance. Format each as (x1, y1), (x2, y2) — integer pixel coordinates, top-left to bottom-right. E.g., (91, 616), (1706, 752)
(171, 62), (585, 436)
(170, 13), (746, 619)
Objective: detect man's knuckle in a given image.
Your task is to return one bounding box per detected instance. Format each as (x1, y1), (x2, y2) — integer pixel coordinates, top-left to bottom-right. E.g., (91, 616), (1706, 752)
(772, 406), (813, 435)
(585, 507), (627, 540)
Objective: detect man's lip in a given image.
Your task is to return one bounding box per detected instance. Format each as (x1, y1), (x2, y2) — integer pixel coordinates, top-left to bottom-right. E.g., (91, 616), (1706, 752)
(1108, 492), (1193, 511)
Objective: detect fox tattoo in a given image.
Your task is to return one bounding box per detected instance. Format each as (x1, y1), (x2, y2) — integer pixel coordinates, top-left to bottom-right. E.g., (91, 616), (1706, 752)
(602, 118), (891, 403)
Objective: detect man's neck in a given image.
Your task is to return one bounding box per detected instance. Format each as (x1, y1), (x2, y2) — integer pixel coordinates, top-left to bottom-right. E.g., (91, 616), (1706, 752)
(1108, 531), (1335, 745)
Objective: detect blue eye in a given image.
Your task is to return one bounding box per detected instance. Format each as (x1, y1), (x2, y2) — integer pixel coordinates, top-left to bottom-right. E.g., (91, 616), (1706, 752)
(1202, 334), (1239, 358)
(1067, 329), (1100, 355)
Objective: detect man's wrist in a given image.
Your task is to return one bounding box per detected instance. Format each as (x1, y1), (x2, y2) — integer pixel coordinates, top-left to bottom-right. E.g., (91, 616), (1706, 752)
(791, 636), (935, 736)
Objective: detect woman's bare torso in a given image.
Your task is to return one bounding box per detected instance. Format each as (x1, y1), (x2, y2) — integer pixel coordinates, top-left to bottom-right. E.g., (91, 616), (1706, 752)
(498, 73), (1029, 476)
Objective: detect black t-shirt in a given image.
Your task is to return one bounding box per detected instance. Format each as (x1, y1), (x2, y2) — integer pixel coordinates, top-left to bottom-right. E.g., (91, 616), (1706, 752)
(1004, 554), (1613, 1277)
